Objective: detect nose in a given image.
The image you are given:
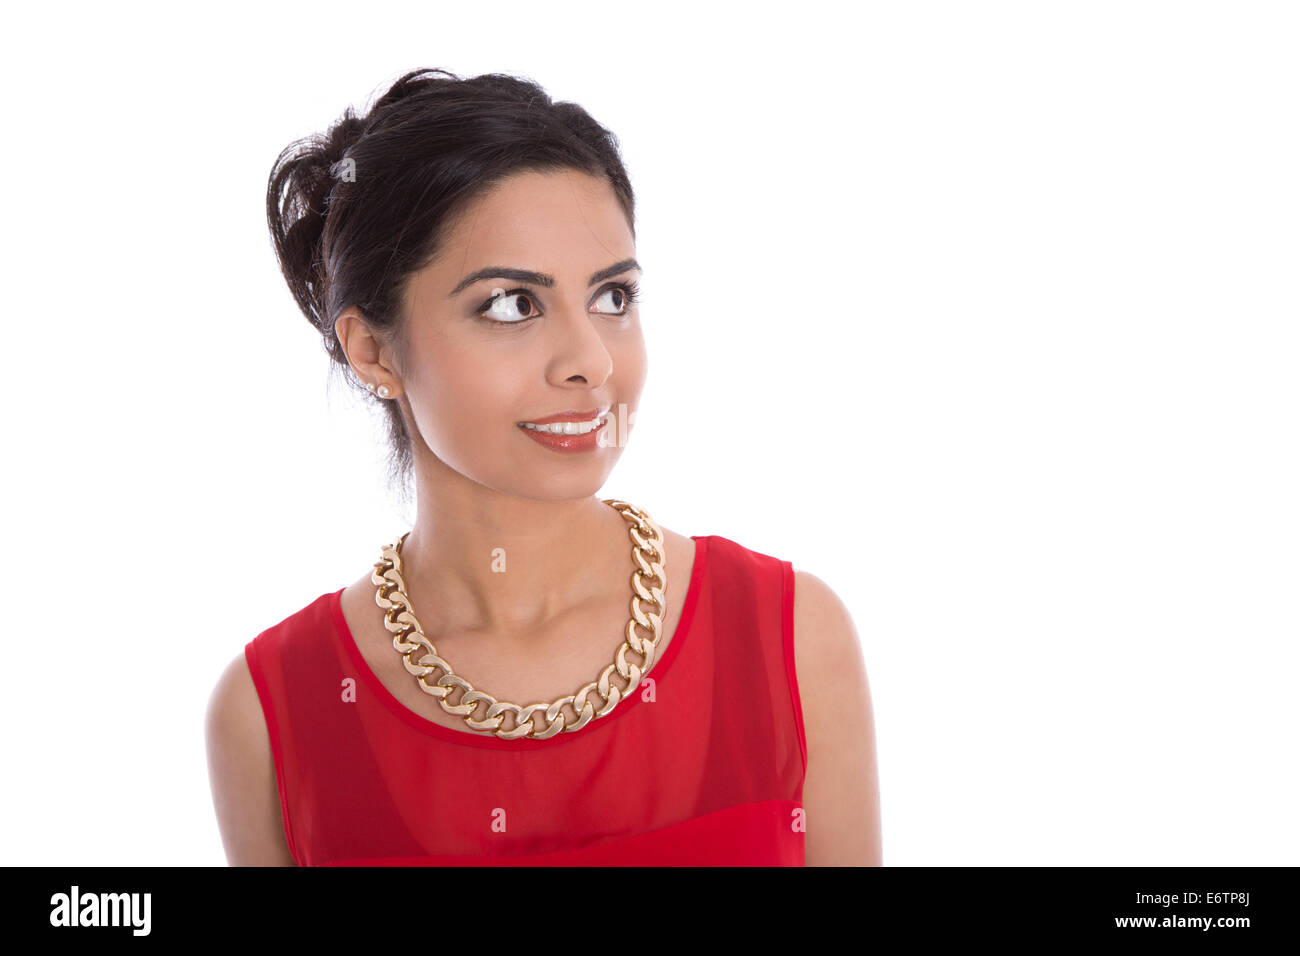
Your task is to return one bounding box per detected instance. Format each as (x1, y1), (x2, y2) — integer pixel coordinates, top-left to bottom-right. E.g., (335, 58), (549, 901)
(545, 299), (614, 387)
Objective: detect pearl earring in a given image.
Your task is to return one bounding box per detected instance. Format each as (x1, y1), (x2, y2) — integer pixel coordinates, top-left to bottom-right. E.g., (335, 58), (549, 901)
(377, 385), (391, 398)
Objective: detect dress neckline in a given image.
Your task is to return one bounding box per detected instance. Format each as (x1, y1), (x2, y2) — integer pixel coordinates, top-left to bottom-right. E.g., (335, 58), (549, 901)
(328, 535), (709, 750)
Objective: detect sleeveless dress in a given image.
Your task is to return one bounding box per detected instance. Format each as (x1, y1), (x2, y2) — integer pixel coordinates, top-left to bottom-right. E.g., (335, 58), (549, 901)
(243, 534), (808, 865)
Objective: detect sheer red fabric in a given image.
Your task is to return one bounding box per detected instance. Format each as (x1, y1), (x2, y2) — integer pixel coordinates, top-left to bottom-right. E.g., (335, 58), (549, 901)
(243, 534), (807, 866)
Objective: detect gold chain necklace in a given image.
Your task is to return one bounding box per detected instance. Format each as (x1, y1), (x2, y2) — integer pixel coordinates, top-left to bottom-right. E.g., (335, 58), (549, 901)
(370, 498), (667, 740)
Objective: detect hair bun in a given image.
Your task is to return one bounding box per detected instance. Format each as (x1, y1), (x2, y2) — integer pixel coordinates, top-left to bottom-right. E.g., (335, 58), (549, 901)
(265, 110), (368, 332)
(324, 113), (366, 178)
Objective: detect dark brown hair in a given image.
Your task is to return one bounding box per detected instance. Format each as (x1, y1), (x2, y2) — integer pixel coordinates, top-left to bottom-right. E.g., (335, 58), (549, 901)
(266, 67), (637, 496)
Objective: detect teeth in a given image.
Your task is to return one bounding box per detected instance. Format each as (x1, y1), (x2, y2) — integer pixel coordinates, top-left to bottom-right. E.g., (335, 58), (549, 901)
(520, 415), (605, 435)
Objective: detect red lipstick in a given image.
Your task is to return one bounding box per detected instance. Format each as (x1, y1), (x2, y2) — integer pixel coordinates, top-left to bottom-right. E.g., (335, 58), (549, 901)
(516, 408), (609, 453)
(518, 408), (607, 425)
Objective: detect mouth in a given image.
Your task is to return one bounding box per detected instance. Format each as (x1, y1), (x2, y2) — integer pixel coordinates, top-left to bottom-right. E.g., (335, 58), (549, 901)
(515, 408), (611, 453)
(516, 408), (610, 435)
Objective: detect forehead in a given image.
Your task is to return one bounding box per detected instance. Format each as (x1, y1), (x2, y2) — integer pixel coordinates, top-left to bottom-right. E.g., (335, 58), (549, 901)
(440, 168), (632, 277)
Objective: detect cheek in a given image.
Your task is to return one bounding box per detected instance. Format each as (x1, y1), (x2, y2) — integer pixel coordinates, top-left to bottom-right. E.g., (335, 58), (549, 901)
(613, 328), (648, 402)
(428, 348), (524, 431)
(402, 333), (523, 456)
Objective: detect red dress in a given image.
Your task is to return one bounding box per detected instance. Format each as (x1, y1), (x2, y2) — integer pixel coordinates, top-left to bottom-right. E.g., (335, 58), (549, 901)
(243, 534), (808, 865)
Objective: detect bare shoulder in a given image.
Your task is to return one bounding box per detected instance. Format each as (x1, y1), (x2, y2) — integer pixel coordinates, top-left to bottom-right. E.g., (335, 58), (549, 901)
(656, 525), (696, 573)
(791, 567), (883, 866)
(204, 651), (296, 866)
(792, 570), (862, 667)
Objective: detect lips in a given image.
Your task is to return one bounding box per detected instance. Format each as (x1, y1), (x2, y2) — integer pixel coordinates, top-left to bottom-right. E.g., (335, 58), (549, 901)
(518, 407), (609, 425)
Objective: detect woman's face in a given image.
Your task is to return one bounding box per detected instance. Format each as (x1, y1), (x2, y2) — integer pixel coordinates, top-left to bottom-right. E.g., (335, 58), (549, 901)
(392, 168), (644, 499)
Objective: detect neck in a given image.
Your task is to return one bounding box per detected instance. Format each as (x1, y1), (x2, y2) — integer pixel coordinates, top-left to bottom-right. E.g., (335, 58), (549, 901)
(395, 471), (630, 639)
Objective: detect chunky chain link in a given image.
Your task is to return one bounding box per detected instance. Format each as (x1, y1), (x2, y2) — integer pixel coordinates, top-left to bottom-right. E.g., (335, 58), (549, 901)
(370, 498), (667, 740)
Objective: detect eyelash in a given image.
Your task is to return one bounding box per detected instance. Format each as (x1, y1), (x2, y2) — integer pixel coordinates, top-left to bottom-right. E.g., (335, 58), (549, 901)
(475, 280), (641, 327)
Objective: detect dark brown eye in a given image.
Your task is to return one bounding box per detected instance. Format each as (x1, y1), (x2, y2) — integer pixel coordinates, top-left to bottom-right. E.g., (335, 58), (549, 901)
(592, 281), (641, 315)
(480, 290), (540, 325)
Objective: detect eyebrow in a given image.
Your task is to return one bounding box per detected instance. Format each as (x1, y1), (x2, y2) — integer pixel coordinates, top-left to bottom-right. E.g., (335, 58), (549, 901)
(448, 258), (641, 298)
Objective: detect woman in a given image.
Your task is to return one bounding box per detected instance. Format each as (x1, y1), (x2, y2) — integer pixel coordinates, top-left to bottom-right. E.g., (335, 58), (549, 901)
(205, 67), (881, 866)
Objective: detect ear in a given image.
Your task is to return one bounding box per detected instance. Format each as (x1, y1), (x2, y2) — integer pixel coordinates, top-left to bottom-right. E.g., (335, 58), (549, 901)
(335, 307), (399, 395)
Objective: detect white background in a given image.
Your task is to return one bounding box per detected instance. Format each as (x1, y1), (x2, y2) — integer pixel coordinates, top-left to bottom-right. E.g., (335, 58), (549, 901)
(0, 0), (1295, 866)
